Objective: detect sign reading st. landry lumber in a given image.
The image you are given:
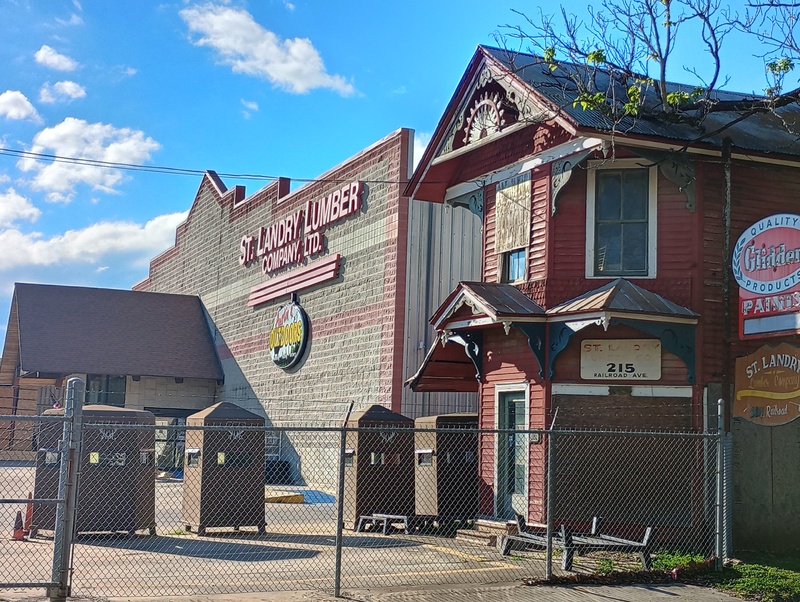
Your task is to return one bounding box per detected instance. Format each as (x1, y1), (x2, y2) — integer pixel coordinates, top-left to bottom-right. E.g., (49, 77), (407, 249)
(269, 301), (309, 369)
(734, 342), (800, 426)
(733, 213), (800, 338)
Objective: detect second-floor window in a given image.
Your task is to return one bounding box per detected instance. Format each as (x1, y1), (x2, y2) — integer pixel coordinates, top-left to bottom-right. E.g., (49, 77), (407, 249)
(586, 162), (657, 278)
(502, 248), (526, 282)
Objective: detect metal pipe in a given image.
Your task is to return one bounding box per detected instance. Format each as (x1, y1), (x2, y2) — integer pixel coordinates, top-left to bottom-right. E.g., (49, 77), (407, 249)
(333, 401), (354, 597)
(715, 397), (725, 571)
(48, 377), (84, 602)
(545, 429), (555, 579)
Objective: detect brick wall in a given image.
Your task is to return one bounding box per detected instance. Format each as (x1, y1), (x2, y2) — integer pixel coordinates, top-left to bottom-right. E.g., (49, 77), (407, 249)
(136, 130), (416, 488)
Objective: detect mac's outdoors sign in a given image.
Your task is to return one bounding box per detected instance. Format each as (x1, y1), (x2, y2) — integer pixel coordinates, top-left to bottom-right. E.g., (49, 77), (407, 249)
(733, 214), (800, 338)
(268, 300), (309, 369)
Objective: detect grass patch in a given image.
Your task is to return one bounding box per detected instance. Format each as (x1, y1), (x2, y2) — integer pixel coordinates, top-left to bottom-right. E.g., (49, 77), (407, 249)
(166, 527), (188, 536)
(652, 549), (706, 572)
(712, 553), (800, 602)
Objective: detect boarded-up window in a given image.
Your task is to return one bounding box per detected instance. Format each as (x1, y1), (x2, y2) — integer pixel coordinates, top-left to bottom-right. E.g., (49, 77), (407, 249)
(495, 173), (531, 254)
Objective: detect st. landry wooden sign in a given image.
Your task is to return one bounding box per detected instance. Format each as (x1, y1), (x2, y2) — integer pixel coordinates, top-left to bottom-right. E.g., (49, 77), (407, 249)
(734, 342), (800, 426)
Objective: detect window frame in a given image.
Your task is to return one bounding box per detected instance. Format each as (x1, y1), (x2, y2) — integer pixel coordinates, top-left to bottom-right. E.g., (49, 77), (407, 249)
(499, 247), (527, 283)
(585, 159), (658, 279)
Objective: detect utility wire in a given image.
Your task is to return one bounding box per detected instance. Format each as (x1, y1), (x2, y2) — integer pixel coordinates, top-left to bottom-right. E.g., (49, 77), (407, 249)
(0, 147), (413, 185)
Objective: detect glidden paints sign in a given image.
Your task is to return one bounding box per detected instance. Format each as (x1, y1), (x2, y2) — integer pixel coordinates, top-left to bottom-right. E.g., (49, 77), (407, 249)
(733, 213), (800, 338)
(734, 343), (800, 426)
(239, 181), (363, 275)
(268, 301), (309, 369)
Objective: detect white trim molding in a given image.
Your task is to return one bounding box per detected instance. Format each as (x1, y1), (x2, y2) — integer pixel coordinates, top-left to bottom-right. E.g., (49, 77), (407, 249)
(585, 159), (658, 279)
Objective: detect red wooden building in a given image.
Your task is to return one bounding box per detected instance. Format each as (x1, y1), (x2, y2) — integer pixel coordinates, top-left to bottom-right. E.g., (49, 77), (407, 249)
(406, 46), (800, 550)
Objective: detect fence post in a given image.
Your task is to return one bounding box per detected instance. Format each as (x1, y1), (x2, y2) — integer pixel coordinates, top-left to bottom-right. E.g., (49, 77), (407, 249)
(48, 377), (85, 601)
(333, 423), (347, 597)
(545, 428), (555, 580)
(715, 397), (725, 571)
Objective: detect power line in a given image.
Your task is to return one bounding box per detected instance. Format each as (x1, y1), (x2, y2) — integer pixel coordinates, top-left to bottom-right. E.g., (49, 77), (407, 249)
(0, 147), (413, 185)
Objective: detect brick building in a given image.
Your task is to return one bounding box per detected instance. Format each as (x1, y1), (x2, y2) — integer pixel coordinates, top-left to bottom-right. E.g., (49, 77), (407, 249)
(407, 46), (800, 551)
(0, 129), (482, 486)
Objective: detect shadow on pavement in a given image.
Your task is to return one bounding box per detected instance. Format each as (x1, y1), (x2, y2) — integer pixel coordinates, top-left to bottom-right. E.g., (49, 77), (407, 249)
(200, 530), (422, 549)
(75, 534), (319, 561)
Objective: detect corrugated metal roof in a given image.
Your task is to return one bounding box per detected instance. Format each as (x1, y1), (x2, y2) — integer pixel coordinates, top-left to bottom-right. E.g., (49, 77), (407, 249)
(547, 278), (698, 319)
(460, 282), (545, 318)
(483, 46), (800, 158)
(15, 283), (224, 380)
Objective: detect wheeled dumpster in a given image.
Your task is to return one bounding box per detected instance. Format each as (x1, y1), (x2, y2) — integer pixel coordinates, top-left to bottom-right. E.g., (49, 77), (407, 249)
(343, 404), (414, 529)
(32, 405), (156, 536)
(182, 402), (266, 535)
(414, 413), (478, 523)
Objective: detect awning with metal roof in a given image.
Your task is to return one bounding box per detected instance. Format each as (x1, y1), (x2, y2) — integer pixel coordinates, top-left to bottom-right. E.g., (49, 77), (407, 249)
(545, 278), (698, 383)
(408, 282), (547, 392)
(407, 278), (699, 392)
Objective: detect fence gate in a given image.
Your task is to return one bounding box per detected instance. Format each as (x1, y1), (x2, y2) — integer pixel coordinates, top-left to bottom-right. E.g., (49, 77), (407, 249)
(0, 413), (66, 593)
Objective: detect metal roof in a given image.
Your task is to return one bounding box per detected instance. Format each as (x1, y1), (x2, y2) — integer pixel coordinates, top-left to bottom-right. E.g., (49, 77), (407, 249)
(461, 282), (546, 317)
(14, 283), (224, 380)
(546, 278), (698, 319)
(482, 46), (800, 159)
(431, 281), (544, 329)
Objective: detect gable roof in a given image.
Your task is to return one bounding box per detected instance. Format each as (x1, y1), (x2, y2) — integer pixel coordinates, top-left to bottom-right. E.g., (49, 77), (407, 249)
(407, 45), (800, 202)
(431, 281), (545, 330)
(12, 283), (223, 380)
(482, 46), (800, 158)
(547, 278), (698, 322)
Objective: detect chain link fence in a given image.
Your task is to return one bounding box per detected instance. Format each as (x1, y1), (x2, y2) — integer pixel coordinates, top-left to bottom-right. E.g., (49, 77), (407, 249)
(0, 382), (729, 599)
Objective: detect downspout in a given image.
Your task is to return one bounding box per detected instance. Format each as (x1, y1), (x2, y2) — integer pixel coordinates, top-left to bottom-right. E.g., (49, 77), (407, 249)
(422, 200), (435, 418)
(721, 137), (733, 425)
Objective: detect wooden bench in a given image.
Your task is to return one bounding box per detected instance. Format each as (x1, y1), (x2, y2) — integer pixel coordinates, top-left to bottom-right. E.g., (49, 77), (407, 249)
(499, 515), (654, 571)
(355, 513), (410, 535)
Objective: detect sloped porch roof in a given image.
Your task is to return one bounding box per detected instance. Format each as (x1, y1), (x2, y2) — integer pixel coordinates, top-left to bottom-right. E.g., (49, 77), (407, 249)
(407, 279), (699, 392)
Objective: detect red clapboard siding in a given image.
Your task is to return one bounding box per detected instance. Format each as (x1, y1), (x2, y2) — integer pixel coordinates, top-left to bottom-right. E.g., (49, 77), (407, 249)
(483, 186), (498, 282)
(656, 171), (695, 277)
(549, 167), (588, 281)
(529, 168), (549, 280)
(528, 384), (547, 523)
(478, 328), (544, 516)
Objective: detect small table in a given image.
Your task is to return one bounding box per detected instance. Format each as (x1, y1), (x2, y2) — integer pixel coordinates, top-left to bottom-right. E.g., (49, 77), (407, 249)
(355, 513), (410, 535)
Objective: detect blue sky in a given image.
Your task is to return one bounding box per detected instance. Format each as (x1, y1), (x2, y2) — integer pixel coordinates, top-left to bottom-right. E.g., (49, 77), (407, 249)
(0, 0), (776, 339)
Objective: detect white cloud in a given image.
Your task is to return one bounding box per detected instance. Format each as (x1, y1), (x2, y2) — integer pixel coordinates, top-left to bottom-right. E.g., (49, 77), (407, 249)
(413, 132), (432, 169)
(180, 3), (355, 95)
(34, 45), (79, 71)
(283, 1), (296, 10)
(241, 99), (259, 111)
(40, 80), (87, 103)
(0, 90), (41, 122)
(17, 117), (161, 203)
(0, 211), (188, 271)
(56, 13), (83, 26)
(0, 189), (41, 227)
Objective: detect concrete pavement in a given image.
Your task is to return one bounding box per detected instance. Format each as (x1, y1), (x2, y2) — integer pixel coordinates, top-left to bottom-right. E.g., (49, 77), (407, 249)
(0, 581), (738, 602)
